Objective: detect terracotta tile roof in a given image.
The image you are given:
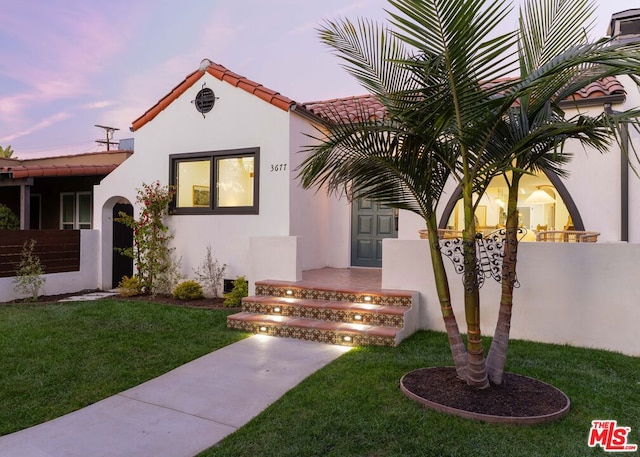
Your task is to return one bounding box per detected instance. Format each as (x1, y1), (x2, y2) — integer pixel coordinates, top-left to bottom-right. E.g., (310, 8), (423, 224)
(131, 60), (295, 132)
(302, 77), (627, 123)
(562, 76), (626, 103)
(130, 58), (626, 131)
(1, 164), (120, 179)
(303, 95), (387, 123)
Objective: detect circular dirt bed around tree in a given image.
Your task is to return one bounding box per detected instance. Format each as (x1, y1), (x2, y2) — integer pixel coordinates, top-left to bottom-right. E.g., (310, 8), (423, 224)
(400, 367), (570, 425)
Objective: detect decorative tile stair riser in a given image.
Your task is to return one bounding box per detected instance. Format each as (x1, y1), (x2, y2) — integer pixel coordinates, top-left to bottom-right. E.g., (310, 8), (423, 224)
(227, 278), (416, 347)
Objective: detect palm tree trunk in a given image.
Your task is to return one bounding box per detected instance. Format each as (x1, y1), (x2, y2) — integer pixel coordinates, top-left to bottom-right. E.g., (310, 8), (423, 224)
(426, 213), (468, 379)
(486, 173), (522, 385)
(462, 181), (489, 389)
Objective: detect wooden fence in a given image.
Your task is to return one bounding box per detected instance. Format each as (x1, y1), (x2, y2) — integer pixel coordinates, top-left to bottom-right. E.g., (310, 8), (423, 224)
(0, 230), (80, 278)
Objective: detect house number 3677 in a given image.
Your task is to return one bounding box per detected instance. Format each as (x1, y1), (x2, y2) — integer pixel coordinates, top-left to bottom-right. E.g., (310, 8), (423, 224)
(270, 163), (287, 172)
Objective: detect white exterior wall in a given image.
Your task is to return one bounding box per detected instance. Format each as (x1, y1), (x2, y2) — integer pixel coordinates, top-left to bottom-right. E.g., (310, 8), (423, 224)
(383, 239), (640, 356)
(0, 230), (99, 302)
(288, 113), (351, 270)
(94, 72), (294, 287)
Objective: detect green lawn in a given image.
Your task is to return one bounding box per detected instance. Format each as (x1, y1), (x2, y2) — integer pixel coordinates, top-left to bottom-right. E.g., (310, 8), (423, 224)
(0, 299), (247, 436)
(199, 331), (640, 457)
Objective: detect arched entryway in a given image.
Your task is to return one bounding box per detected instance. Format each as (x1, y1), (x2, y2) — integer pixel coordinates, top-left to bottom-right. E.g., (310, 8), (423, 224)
(112, 201), (133, 288)
(100, 196), (134, 289)
(439, 170), (584, 241)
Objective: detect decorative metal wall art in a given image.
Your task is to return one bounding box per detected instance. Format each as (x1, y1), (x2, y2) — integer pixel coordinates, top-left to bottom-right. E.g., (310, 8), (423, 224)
(438, 227), (527, 290)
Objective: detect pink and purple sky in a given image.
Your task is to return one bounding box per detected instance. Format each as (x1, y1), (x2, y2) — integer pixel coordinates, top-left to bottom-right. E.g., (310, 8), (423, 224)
(0, 0), (632, 158)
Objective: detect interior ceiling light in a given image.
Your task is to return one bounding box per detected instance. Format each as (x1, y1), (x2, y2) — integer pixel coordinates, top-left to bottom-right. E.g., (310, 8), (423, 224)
(524, 187), (556, 204)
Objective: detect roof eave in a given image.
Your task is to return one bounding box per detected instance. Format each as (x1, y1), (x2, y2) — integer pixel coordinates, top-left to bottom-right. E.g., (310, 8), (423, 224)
(558, 93), (626, 109)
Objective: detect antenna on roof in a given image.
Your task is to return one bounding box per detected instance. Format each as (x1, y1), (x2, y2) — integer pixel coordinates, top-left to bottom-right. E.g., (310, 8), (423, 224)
(94, 124), (120, 151)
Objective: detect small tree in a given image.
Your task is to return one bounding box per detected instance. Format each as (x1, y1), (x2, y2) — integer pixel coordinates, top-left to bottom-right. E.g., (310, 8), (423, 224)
(0, 204), (19, 230)
(193, 246), (227, 298)
(115, 181), (176, 295)
(13, 240), (46, 301)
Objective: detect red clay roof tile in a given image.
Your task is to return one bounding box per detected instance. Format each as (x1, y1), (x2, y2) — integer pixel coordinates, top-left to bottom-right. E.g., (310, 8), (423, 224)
(132, 70), (205, 131)
(303, 94), (387, 123)
(131, 59), (626, 131)
(302, 77), (626, 123)
(131, 60), (296, 132)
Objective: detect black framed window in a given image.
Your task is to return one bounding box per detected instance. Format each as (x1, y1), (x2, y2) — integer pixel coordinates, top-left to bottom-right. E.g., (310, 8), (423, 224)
(169, 148), (259, 215)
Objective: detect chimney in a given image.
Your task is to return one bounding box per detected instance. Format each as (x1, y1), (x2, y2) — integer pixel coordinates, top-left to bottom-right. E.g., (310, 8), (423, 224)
(608, 9), (640, 43)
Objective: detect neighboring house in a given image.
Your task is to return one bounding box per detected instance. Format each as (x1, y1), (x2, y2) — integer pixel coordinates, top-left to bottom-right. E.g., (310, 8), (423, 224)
(93, 10), (640, 291)
(0, 150), (132, 230)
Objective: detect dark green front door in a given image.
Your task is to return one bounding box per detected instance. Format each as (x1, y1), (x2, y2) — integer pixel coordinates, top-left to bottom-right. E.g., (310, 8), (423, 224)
(351, 198), (398, 267)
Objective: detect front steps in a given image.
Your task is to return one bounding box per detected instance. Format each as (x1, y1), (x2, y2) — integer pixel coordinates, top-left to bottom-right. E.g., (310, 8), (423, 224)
(227, 280), (417, 347)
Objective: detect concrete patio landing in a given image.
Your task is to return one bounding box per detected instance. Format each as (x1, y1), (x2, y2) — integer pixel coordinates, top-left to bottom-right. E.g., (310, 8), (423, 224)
(0, 336), (351, 457)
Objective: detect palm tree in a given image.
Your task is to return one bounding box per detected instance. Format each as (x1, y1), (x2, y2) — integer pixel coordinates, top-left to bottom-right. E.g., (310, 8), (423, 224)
(0, 145), (14, 158)
(300, 0), (640, 389)
(485, 0), (640, 384)
(300, 20), (470, 378)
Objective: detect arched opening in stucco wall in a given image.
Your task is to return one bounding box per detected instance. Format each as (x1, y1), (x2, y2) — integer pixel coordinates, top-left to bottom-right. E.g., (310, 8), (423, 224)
(439, 170), (584, 241)
(101, 196), (133, 289)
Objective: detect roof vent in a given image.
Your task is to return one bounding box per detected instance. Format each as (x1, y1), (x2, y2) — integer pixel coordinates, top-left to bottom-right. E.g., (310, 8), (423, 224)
(608, 9), (640, 43)
(195, 88), (216, 113)
(192, 82), (218, 118)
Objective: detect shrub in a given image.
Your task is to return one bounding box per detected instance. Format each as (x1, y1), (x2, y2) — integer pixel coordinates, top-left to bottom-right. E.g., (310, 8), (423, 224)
(115, 181), (176, 294)
(172, 280), (204, 300)
(13, 240), (45, 301)
(223, 276), (248, 307)
(193, 246), (227, 298)
(0, 204), (19, 230)
(117, 275), (143, 297)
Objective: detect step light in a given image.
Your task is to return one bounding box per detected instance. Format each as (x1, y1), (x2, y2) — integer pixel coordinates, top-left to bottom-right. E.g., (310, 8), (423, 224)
(363, 296), (372, 302)
(285, 289), (294, 296)
(273, 306), (282, 314)
(259, 326), (268, 333)
(342, 335), (353, 343)
(353, 314), (363, 321)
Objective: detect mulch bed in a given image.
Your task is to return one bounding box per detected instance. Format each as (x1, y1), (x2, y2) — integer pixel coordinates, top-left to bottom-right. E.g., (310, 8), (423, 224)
(5, 290), (233, 310)
(401, 366), (570, 424)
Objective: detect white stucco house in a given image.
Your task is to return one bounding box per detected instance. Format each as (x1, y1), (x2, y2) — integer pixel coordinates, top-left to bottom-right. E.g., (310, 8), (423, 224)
(93, 57), (640, 291)
(89, 9), (640, 354)
(93, 59), (356, 291)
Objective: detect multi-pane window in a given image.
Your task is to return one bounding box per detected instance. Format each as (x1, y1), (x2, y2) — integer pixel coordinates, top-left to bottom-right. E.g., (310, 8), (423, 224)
(60, 192), (92, 229)
(170, 148), (259, 214)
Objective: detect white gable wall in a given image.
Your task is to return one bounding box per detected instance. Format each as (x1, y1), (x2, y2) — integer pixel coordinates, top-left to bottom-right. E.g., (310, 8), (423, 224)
(95, 72), (294, 287)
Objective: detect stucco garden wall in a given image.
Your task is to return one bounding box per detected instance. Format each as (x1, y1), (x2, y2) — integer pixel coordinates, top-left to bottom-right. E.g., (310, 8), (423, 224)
(382, 239), (640, 356)
(0, 230), (99, 303)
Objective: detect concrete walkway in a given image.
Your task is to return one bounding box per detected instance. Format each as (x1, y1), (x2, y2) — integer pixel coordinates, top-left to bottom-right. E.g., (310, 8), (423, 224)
(0, 336), (351, 457)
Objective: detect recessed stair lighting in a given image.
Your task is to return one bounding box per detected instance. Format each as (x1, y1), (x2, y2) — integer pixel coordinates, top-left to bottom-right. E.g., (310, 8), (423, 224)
(285, 289), (293, 296)
(259, 326), (268, 333)
(273, 306), (282, 313)
(353, 314), (363, 321)
(363, 296), (372, 302)
(342, 335), (353, 343)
